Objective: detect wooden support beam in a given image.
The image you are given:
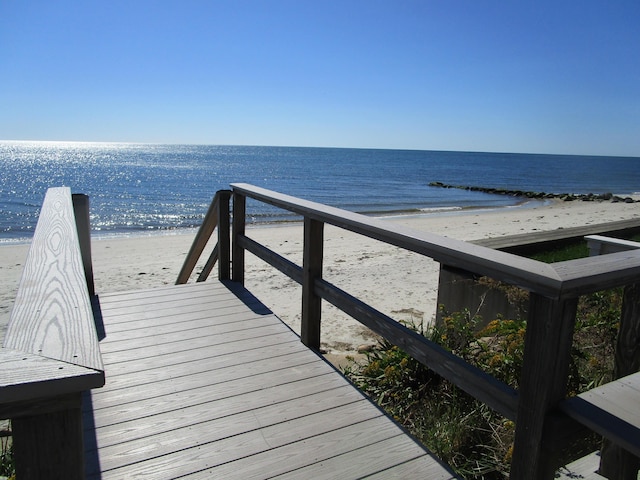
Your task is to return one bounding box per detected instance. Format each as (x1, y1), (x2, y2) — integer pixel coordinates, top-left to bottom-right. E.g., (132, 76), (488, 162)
(599, 282), (640, 479)
(11, 393), (84, 480)
(218, 189), (231, 280)
(232, 192), (246, 284)
(176, 192), (220, 284)
(510, 294), (578, 479)
(301, 218), (323, 350)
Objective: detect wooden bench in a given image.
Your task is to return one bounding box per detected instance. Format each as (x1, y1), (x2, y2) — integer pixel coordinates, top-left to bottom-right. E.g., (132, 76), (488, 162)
(561, 371), (640, 459)
(0, 187), (104, 480)
(557, 234), (640, 479)
(585, 234), (640, 256)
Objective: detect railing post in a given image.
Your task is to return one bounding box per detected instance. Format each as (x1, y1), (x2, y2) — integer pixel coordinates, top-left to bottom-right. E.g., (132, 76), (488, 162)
(301, 218), (324, 350)
(599, 282), (640, 479)
(72, 193), (94, 296)
(11, 393), (85, 480)
(232, 191), (246, 284)
(218, 191), (231, 280)
(510, 293), (578, 479)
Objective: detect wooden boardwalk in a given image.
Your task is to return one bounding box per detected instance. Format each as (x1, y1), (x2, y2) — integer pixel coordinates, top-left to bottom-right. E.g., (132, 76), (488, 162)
(83, 280), (456, 479)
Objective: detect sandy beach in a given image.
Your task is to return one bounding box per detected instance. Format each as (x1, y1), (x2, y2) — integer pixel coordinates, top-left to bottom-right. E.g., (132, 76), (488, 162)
(1, 198), (639, 351)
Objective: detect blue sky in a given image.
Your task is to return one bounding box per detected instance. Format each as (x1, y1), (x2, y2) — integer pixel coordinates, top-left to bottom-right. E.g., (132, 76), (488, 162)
(1, 1), (639, 156)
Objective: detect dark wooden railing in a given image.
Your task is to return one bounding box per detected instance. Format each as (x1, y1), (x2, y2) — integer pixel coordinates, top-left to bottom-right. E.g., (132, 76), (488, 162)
(181, 183), (640, 479)
(0, 187), (104, 480)
(175, 190), (231, 284)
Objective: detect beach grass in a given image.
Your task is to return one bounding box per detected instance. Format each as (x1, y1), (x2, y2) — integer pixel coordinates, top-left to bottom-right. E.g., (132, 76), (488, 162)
(343, 286), (621, 479)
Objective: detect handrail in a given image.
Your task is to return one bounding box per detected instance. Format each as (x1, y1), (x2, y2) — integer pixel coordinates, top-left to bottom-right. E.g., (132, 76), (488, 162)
(226, 183), (640, 479)
(231, 183), (565, 298)
(176, 190), (231, 284)
(1, 187), (104, 479)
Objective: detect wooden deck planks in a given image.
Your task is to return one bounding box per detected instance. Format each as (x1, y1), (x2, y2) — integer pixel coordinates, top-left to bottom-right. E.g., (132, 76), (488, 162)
(85, 280), (455, 479)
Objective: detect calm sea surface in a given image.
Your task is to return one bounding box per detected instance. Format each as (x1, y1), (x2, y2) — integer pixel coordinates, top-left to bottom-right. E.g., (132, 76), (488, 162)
(1, 141), (638, 242)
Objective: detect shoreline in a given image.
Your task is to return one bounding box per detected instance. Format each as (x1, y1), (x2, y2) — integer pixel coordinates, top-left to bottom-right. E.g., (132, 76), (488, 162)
(0, 196), (551, 246)
(1, 196), (639, 350)
(4, 191), (637, 246)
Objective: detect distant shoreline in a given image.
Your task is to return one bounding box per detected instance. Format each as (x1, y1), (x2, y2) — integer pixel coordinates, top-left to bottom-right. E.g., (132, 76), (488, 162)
(2, 193), (640, 349)
(4, 185), (638, 246)
(0, 196), (544, 246)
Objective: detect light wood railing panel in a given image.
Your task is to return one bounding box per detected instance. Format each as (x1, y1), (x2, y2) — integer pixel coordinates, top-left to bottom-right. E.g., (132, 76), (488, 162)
(1, 186), (103, 480)
(4, 187), (102, 373)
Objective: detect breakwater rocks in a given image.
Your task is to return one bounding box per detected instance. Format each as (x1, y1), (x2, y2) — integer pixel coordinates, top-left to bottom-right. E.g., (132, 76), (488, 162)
(428, 182), (638, 203)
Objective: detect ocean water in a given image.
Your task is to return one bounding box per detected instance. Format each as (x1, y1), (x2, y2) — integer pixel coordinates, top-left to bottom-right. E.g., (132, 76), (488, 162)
(1, 141), (639, 242)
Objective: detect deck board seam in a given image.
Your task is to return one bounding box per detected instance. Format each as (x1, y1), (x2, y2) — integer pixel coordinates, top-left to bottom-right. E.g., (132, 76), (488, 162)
(93, 409), (387, 478)
(90, 356), (326, 400)
(84, 370), (341, 429)
(99, 303), (274, 327)
(85, 387), (365, 452)
(99, 339), (309, 378)
(100, 329), (300, 362)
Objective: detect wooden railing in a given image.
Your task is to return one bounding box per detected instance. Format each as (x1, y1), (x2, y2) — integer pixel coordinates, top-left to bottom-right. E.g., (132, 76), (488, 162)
(176, 190), (231, 284)
(0, 187), (104, 480)
(586, 234), (640, 256)
(181, 183), (640, 479)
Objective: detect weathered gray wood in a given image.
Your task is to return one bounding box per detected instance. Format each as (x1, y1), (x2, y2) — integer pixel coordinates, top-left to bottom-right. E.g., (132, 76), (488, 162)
(556, 452), (606, 480)
(231, 183), (564, 298)
(87, 376), (353, 446)
(315, 277), (519, 420)
(510, 294), (578, 479)
(71, 193), (95, 296)
(302, 217), (324, 350)
(226, 183), (640, 477)
(205, 422), (435, 480)
(0, 349), (103, 407)
(82, 280), (455, 479)
(89, 361), (336, 428)
(270, 435), (456, 480)
(196, 244), (217, 282)
(232, 191), (246, 283)
(96, 281), (237, 314)
(364, 456), (460, 479)
(553, 249), (640, 297)
(600, 282), (640, 479)
(95, 290), (267, 330)
(4, 187), (103, 372)
(96, 332), (303, 392)
(0, 187), (104, 480)
(217, 189), (231, 280)
(238, 233), (303, 283)
(561, 373), (640, 460)
(12, 392), (84, 480)
(0, 188), (105, 480)
(586, 234), (640, 256)
(475, 219), (640, 252)
(90, 393), (364, 470)
(231, 184), (640, 302)
(176, 190), (231, 284)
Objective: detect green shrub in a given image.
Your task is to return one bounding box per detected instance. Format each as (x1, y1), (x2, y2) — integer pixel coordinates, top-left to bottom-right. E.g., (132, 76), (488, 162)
(344, 289), (623, 479)
(0, 425), (14, 479)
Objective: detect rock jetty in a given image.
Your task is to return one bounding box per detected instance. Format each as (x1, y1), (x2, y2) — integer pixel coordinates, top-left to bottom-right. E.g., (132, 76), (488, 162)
(428, 182), (638, 203)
